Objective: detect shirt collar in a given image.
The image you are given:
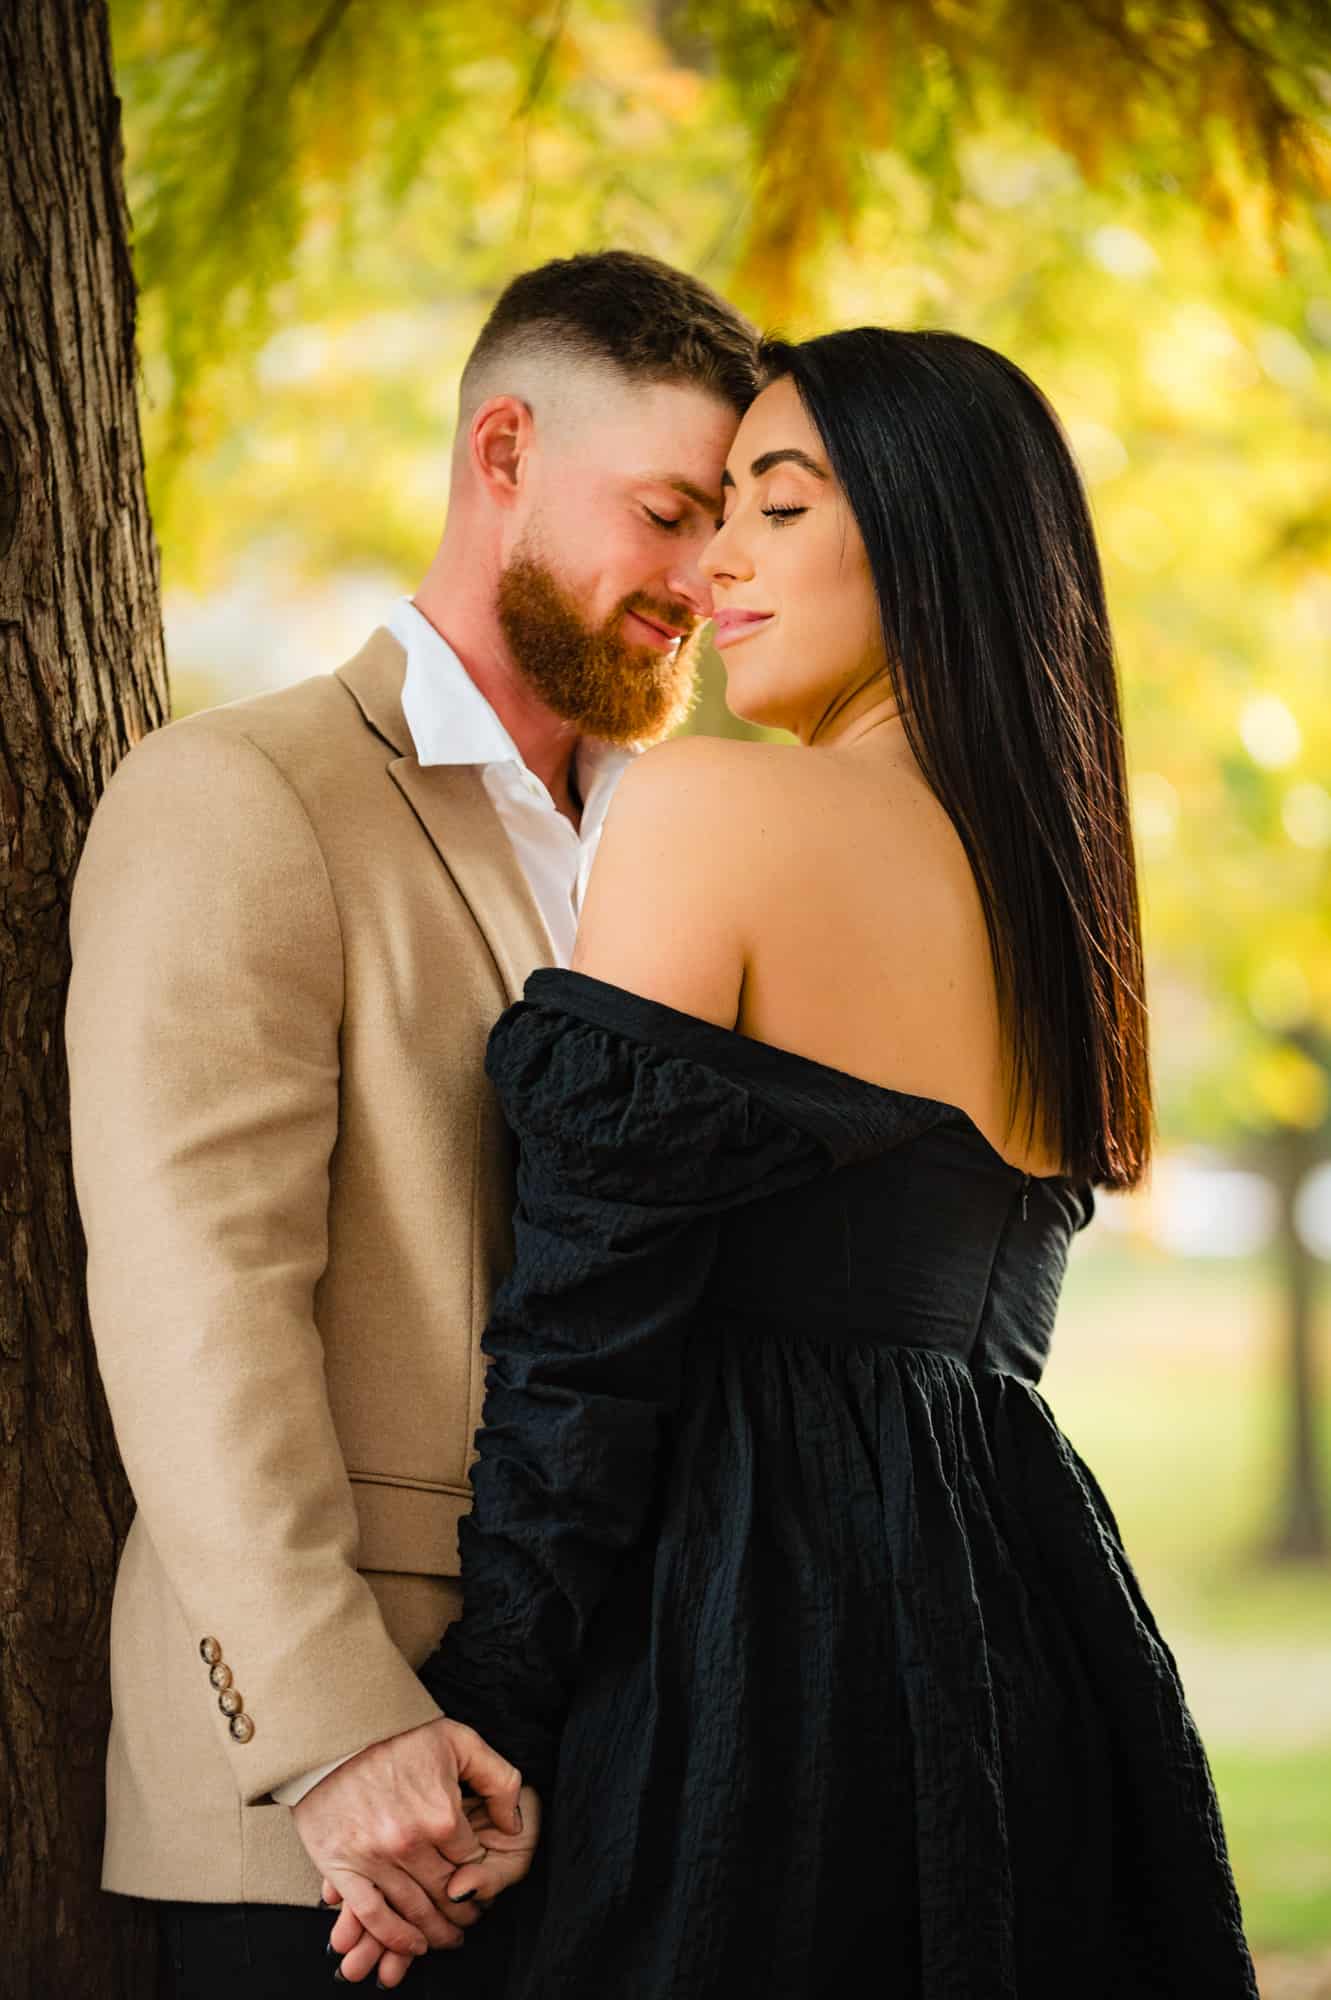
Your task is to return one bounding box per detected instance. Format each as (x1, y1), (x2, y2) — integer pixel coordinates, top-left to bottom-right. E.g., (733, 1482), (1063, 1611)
(391, 596), (638, 807)
(572, 733), (636, 817)
(392, 598), (524, 769)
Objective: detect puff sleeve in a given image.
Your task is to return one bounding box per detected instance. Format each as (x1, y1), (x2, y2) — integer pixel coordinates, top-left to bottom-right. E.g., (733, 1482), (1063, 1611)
(417, 992), (827, 1792)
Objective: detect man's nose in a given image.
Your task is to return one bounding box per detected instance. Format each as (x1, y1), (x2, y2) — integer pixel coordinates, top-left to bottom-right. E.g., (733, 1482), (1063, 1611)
(665, 555), (715, 621)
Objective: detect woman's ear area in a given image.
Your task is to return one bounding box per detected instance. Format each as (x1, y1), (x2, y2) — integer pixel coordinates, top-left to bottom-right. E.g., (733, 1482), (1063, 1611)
(571, 736), (762, 1025)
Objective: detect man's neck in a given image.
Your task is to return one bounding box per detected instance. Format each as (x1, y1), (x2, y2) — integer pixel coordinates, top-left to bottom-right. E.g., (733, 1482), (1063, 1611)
(410, 581), (585, 827)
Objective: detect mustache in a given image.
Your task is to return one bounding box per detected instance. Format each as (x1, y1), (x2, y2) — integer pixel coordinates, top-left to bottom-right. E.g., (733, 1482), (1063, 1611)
(623, 595), (698, 634)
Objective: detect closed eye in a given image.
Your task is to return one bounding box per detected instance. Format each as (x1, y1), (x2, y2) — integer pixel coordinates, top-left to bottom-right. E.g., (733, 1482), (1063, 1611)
(762, 505), (807, 523)
(643, 506), (685, 531)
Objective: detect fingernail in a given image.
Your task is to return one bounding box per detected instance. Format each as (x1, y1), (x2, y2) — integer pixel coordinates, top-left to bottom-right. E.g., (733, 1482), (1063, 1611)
(448, 1888), (476, 1904)
(332, 1974), (348, 1987)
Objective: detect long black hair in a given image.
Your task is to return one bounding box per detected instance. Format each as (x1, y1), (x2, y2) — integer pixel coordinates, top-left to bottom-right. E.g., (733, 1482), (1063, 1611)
(759, 328), (1150, 1189)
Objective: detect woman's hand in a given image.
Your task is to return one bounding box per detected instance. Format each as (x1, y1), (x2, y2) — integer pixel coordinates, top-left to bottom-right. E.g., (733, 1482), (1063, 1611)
(291, 1715), (523, 1963)
(325, 1784), (543, 1986)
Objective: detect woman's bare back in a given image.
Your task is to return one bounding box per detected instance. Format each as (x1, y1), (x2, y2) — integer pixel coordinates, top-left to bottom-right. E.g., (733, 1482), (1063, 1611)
(726, 738), (1063, 1178)
(575, 732), (1065, 1180)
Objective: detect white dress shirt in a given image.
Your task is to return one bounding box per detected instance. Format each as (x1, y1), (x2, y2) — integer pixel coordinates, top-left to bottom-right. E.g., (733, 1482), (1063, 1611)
(272, 602), (635, 1806)
(395, 598), (634, 965)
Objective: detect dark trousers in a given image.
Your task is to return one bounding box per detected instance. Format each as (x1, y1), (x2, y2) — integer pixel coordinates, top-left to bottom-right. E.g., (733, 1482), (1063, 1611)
(156, 1898), (520, 2000)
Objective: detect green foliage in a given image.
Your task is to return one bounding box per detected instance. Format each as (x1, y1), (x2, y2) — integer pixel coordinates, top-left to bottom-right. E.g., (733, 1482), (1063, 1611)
(113, 0), (750, 482)
(695, 0), (1331, 322)
(114, 0), (1331, 428)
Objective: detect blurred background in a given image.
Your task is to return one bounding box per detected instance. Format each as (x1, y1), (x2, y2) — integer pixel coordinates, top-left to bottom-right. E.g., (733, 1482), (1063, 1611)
(110, 1), (1330, 1982)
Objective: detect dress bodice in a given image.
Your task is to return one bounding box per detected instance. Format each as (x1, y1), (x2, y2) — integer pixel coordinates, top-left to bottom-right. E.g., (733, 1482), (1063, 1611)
(530, 967), (1094, 1387)
(711, 1139), (1087, 1385)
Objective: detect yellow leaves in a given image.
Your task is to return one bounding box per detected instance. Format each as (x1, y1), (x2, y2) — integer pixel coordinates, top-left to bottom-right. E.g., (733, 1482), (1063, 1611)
(727, 6), (856, 329)
(1131, 772), (1182, 859)
(1142, 302), (1262, 419)
(1239, 694), (1303, 772)
(1250, 957), (1316, 1034)
(1250, 1042), (1329, 1130)
(116, 0), (1331, 425)
(1106, 503), (1176, 575)
(1283, 784), (1331, 852)
(715, 0), (1331, 329)
(639, 60), (709, 122)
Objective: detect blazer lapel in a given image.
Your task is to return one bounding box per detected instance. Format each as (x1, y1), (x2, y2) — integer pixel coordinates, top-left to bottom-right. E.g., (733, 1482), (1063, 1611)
(388, 760), (554, 1002)
(337, 628), (555, 1005)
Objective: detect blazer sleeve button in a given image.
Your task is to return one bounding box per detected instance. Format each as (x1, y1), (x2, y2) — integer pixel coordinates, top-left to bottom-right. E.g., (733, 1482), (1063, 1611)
(218, 1689), (244, 1718)
(199, 1637), (223, 1665)
(229, 1713), (256, 1744)
(209, 1663), (234, 1691)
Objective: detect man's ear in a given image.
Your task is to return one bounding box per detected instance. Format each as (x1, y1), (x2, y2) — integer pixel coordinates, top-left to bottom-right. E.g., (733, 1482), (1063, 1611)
(469, 395), (533, 508)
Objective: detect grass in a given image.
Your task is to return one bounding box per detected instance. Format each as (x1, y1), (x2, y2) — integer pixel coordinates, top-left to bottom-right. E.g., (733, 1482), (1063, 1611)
(1212, 1744), (1331, 1956)
(1042, 1229), (1331, 1955)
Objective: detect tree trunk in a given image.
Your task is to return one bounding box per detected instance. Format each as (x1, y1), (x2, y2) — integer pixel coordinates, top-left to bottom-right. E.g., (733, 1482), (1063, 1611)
(1, 1), (168, 1991)
(1267, 1119), (1329, 1563)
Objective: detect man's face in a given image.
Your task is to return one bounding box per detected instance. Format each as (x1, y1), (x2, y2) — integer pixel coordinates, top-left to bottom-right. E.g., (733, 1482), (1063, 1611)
(497, 379), (739, 745)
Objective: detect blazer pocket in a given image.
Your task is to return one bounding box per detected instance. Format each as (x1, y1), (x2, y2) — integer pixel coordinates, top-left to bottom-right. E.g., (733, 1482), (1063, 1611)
(349, 1474), (472, 1577)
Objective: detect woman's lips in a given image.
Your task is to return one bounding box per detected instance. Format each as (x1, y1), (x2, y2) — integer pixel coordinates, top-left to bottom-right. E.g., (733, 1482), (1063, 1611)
(712, 609), (774, 650)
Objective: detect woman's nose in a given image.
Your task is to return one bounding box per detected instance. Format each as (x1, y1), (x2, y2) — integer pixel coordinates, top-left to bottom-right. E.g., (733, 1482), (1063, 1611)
(699, 517), (753, 585)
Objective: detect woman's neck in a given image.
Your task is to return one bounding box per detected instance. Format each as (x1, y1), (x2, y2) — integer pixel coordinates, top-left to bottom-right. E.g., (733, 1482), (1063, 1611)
(803, 681), (910, 754)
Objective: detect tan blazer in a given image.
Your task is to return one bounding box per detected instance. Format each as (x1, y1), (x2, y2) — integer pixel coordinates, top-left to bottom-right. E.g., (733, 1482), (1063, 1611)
(66, 629), (554, 1904)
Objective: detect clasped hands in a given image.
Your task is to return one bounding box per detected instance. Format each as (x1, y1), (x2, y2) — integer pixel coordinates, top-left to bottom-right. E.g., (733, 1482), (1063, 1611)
(291, 1715), (541, 1989)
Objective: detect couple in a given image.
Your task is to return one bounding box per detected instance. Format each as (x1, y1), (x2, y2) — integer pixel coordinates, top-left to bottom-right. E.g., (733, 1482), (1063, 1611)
(67, 249), (1257, 1998)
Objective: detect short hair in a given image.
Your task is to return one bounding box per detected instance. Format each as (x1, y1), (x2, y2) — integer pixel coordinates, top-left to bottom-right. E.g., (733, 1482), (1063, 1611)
(460, 250), (761, 416)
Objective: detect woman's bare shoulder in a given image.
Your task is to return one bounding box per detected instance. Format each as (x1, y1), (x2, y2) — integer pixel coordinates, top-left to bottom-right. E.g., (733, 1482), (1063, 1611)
(625, 732), (834, 820)
(618, 730), (799, 791)
(604, 734), (816, 863)
(571, 737), (805, 1022)
(602, 734), (939, 893)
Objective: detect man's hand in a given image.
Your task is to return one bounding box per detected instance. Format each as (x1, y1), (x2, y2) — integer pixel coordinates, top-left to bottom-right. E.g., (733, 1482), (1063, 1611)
(326, 1784), (544, 1987)
(291, 1716), (523, 1960)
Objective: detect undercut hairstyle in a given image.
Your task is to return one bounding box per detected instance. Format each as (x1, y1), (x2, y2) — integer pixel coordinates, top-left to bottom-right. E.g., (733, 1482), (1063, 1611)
(759, 329), (1152, 1192)
(460, 250), (762, 417)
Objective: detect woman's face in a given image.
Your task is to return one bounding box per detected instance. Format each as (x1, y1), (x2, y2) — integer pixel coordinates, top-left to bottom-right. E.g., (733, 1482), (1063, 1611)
(700, 375), (889, 741)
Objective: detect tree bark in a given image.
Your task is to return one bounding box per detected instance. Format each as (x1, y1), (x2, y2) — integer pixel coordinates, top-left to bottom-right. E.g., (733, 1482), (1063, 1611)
(1, 1), (168, 1991)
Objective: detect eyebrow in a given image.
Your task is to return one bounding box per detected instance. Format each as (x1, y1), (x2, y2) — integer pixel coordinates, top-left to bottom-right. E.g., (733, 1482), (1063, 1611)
(646, 474), (727, 514)
(720, 447), (830, 490)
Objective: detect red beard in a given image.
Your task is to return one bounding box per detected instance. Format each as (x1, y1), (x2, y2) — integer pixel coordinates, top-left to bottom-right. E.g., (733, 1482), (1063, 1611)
(496, 548), (706, 747)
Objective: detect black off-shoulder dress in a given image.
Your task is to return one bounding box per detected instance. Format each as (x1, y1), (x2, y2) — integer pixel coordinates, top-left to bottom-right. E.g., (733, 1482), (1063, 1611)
(420, 969), (1256, 2000)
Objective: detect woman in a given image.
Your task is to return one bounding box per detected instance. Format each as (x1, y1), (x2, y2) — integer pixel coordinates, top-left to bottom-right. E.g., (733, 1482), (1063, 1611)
(334, 329), (1257, 1996)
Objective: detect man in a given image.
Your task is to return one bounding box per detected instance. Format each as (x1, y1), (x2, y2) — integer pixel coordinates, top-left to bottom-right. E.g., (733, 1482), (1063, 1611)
(66, 249), (759, 1997)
